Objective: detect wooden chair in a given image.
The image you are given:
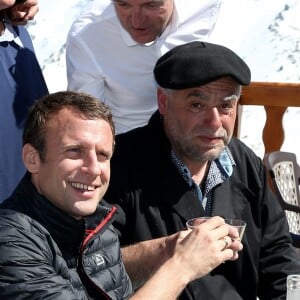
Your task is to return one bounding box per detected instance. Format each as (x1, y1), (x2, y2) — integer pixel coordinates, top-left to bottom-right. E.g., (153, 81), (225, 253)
(264, 151), (300, 247)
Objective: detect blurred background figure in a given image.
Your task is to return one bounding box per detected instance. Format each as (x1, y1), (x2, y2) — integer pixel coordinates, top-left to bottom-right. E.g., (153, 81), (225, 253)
(66, 0), (222, 134)
(0, 0), (48, 202)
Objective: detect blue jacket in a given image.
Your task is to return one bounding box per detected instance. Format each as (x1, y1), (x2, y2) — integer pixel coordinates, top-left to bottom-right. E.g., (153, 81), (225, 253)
(0, 25), (48, 201)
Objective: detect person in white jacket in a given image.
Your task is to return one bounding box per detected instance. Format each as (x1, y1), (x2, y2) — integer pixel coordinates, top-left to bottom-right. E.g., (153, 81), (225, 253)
(66, 0), (222, 134)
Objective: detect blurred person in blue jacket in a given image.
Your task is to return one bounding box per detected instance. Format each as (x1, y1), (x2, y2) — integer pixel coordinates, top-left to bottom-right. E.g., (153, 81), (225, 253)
(0, 0), (48, 202)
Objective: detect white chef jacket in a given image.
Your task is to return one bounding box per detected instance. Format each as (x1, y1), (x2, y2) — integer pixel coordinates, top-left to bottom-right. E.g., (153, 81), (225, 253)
(66, 0), (222, 134)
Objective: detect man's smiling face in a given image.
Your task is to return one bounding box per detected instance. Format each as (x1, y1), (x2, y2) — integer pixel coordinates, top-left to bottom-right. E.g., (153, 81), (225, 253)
(29, 107), (114, 219)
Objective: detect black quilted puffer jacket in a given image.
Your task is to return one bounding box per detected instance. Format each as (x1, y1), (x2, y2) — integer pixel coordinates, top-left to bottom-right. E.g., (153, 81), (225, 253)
(0, 172), (132, 300)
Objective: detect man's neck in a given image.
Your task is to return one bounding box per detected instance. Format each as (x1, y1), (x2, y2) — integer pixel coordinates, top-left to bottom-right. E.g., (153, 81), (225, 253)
(189, 161), (210, 185)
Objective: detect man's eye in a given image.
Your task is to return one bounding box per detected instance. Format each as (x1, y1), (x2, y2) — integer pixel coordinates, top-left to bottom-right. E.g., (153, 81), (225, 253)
(97, 152), (110, 162)
(114, 1), (129, 7)
(66, 148), (82, 156)
(221, 103), (233, 110)
(191, 103), (206, 109)
(68, 148), (80, 152)
(217, 102), (235, 115)
(145, 2), (161, 9)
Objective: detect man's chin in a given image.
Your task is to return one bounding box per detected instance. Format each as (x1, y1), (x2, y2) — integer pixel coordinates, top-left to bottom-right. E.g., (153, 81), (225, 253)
(71, 202), (99, 218)
(202, 146), (225, 161)
(130, 31), (156, 44)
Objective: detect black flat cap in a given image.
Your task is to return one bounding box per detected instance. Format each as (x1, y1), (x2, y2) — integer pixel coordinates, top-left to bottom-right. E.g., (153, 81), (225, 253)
(154, 41), (251, 89)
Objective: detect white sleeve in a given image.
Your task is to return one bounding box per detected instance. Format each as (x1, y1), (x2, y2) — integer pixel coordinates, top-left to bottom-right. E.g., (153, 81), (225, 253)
(66, 33), (105, 101)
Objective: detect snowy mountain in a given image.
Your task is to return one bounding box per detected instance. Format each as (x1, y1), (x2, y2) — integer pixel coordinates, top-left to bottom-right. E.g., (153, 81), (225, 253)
(28, 0), (300, 159)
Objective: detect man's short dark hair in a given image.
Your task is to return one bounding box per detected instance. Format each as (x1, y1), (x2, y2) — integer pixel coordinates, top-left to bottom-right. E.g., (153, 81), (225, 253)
(23, 91), (115, 161)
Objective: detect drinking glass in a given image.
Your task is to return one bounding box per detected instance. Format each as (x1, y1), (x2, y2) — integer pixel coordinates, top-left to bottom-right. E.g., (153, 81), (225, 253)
(186, 217), (246, 240)
(224, 219), (247, 241)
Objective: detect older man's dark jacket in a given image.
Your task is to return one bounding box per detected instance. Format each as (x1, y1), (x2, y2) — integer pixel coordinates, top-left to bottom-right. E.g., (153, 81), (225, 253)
(105, 111), (300, 300)
(0, 173), (132, 299)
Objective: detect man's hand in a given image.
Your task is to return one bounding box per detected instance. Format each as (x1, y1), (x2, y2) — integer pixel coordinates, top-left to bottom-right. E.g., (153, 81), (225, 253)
(6, 0), (39, 25)
(129, 217), (243, 299)
(170, 216), (243, 283)
(122, 216), (243, 290)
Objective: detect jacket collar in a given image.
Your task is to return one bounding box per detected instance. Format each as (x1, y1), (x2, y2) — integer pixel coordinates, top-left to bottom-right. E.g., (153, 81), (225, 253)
(3, 172), (112, 256)
(147, 112), (206, 221)
(163, 162), (206, 221)
(0, 22), (23, 46)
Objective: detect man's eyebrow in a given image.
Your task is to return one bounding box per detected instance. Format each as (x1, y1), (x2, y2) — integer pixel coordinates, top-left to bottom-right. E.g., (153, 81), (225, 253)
(187, 88), (240, 101)
(224, 94), (239, 101)
(187, 91), (209, 100)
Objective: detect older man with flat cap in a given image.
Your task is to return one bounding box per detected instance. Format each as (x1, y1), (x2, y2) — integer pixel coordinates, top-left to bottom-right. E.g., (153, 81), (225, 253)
(105, 41), (300, 300)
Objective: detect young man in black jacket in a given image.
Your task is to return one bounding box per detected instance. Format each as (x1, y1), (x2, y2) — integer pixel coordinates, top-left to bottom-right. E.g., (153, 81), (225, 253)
(105, 41), (300, 299)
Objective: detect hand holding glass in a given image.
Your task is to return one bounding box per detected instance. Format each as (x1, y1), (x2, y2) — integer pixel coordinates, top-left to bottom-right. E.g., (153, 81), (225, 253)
(186, 216), (244, 262)
(186, 217), (246, 241)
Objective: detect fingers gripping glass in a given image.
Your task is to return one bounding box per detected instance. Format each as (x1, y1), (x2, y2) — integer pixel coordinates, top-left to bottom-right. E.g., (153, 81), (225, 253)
(186, 217), (246, 241)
